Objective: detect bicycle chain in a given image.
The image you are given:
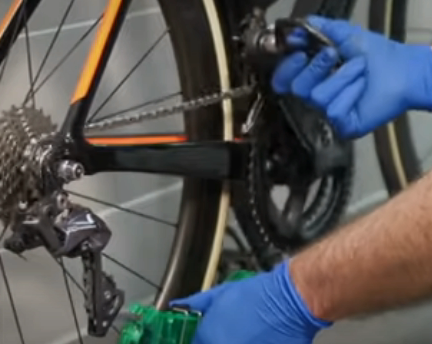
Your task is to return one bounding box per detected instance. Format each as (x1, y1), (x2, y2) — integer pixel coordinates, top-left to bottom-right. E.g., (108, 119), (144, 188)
(84, 84), (255, 133)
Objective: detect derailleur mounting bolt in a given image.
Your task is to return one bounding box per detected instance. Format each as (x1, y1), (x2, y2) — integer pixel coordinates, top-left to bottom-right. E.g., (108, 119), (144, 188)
(58, 160), (85, 183)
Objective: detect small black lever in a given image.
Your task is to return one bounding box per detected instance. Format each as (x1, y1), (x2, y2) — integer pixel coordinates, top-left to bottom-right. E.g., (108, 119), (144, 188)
(274, 17), (337, 57)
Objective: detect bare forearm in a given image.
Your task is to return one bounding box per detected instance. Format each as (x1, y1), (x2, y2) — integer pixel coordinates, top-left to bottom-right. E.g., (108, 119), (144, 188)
(290, 170), (432, 321)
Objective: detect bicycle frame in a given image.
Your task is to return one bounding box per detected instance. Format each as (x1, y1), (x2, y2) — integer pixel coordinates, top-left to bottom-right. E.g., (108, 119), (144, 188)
(0, 0), (250, 180)
(0, 0), (342, 181)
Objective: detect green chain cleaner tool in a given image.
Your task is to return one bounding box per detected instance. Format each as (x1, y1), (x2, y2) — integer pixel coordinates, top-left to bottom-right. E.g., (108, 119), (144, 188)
(119, 270), (257, 344)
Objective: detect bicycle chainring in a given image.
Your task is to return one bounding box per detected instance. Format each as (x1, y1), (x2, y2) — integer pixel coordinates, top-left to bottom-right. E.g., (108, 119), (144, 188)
(239, 98), (353, 257)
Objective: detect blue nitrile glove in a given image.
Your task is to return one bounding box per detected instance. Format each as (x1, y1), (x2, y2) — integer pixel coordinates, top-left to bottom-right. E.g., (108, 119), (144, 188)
(272, 16), (432, 138)
(170, 261), (331, 344)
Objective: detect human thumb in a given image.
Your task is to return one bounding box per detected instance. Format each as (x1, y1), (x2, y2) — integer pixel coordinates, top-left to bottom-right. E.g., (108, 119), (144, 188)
(169, 282), (231, 312)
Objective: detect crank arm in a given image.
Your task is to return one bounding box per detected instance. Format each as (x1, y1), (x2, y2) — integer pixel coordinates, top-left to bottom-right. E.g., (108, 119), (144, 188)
(278, 97), (350, 176)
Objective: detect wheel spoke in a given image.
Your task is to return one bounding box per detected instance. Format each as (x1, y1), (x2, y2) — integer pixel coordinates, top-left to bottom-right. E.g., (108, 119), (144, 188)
(27, 15), (103, 100)
(23, 0), (76, 106)
(23, 4), (35, 107)
(66, 190), (177, 227)
(111, 325), (121, 335)
(59, 258), (84, 344)
(88, 29), (169, 122)
(54, 258), (85, 293)
(0, 227), (7, 242)
(0, 254), (26, 344)
(88, 91), (181, 124)
(226, 226), (248, 253)
(102, 252), (161, 290)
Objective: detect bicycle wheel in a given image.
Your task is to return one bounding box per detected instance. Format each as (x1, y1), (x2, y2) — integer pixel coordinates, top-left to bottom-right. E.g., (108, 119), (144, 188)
(370, 0), (420, 196)
(370, 0), (432, 196)
(0, 0), (234, 342)
(232, 0), (356, 267)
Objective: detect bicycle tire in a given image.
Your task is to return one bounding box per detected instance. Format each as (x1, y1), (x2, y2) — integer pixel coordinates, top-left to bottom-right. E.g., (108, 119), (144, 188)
(370, 0), (424, 197)
(232, 0), (356, 264)
(131, 0), (234, 305)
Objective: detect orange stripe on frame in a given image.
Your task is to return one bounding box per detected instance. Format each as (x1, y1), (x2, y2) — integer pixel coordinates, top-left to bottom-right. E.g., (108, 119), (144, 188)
(86, 135), (187, 146)
(0, 0), (22, 38)
(86, 135), (244, 146)
(71, 0), (122, 103)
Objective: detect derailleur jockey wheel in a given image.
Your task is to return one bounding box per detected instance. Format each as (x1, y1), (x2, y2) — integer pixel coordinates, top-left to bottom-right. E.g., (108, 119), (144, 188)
(1, 106), (123, 337)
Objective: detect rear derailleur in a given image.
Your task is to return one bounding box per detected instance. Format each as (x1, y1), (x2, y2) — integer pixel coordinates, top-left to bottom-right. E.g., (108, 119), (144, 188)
(4, 184), (123, 337)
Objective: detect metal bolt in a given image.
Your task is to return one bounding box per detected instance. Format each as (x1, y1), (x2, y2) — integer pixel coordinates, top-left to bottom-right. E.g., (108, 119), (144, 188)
(56, 193), (68, 210)
(258, 31), (278, 54)
(58, 160), (85, 183)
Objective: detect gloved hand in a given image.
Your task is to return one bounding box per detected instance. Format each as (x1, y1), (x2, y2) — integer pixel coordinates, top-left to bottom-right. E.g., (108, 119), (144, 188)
(272, 16), (432, 138)
(170, 262), (331, 344)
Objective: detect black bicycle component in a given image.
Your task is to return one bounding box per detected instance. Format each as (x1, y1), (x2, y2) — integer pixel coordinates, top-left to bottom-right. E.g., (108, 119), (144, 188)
(279, 96), (351, 177)
(54, 204), (112, 257)
(232, 1), (356, 266)
(242, 14), (339, 62)
(82, 250), (124, 337)
(5, 191), (66, 255)
(4, 186), (124, 337)
(82, 140), (250, 180)
(274, 17), (337, 56)
(3, 223), (43, 254)
(55, 199), (124, 336)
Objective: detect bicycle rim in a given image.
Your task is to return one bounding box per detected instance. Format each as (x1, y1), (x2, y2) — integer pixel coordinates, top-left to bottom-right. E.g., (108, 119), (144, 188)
(370, 0), (425, 195)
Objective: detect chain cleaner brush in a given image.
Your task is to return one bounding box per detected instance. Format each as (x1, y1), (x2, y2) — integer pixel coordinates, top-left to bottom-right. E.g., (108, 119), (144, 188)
(119, 270), (257, 344)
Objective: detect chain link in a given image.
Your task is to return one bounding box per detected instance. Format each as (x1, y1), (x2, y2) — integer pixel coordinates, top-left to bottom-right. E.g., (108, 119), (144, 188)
(84, 84), (255, 133)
